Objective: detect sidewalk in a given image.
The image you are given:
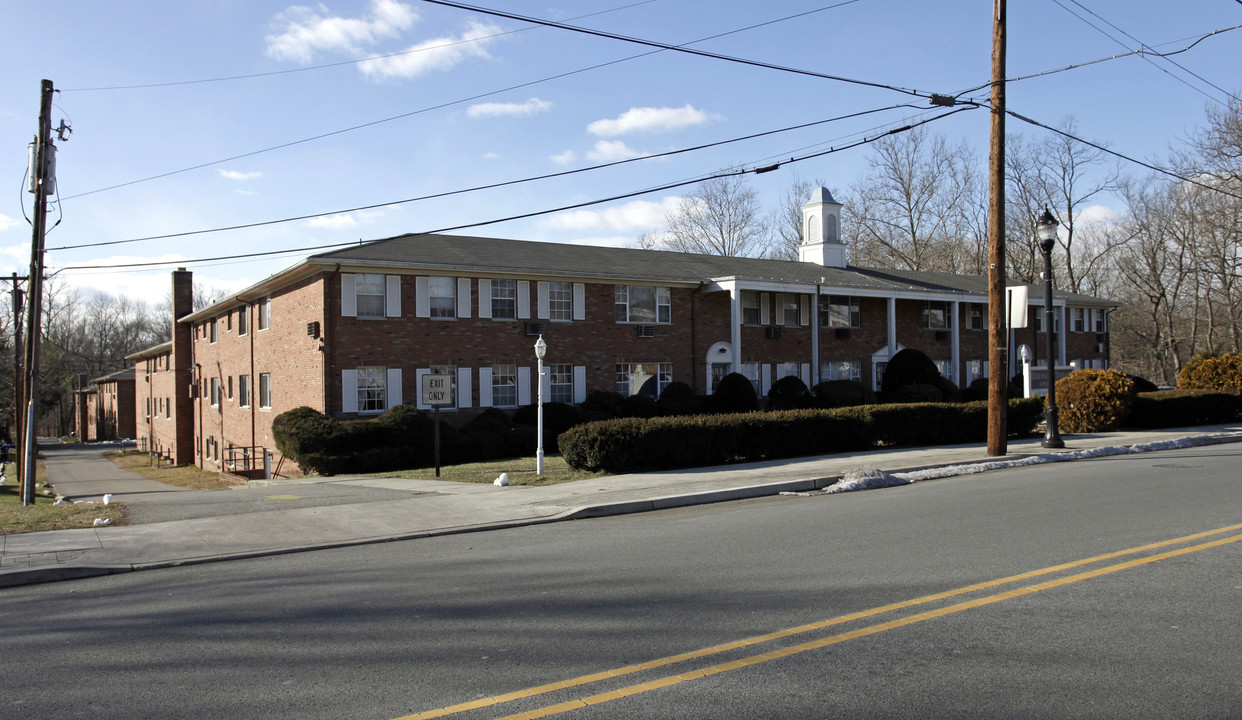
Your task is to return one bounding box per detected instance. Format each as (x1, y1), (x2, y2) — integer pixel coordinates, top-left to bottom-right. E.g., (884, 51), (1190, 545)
(4, 424), (1241, 588)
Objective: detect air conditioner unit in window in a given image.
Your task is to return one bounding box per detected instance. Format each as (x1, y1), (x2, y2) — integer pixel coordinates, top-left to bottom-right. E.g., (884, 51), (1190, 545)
(765, 326), (783, 339)
(524, 322), (546, 336)
(834, 327), (851, 340)
(1096, 333), (1107, 344)
(935, 330), (949, 342)
(636, 324), (655, 338)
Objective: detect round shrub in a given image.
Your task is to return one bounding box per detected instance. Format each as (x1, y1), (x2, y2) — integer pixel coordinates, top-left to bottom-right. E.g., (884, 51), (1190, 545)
(582, 390), (625, 418)
(812, 379), (876, 408)
(272, 406), (337, 459)
(889, 383), (943, 404)
(1054, 368), (1136, 433)
(1125, 374), (1159, 393)
(711, 372), (760, 414)
(768, 375), (812, 410)
(619, 393), (660, 418)
(881, 348), (941, 395)
(657, 381), (701, 416)
(512, 401), (582, 453)
(1178, 353), (1242, 394)
(932, 376), (961, 403)
(460, 408), (519, 460)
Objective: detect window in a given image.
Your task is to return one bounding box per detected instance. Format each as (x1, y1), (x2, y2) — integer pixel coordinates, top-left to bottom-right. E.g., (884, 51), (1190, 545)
(258, 297), (271, 330)
(209, 319), (218, 343)
(1072, 308), (1086, 332)
(778, 294), (799, 326)
(259, 373), (272, 409)
(740, 362), (761, 395)
(428, 276), (456, 318)
(776, 362), (800, 381)
(227, 376), (233, 400)
(615, 285), (671, 323)
(165, 397), (171, 419)
(356, 273), (387, 319)
(238, 306), (249, 335)
(616, 363), (672, 399)
(966, 360), (988, 385)
(742, 291), (762, 325)
(548, 281), (573, 321)
(239, 374), (251, 408)
(967, 303), (986, 331)
(209, 378), (220, 407)
(922, 301), (952, 330)
(1035, 311), (1061, 334)
(1093, 309), (1107, 333)
(491, 279), (516, 319)
(821, 361), (861, 382)
(491, 364), (517, 408)
(548, 364), (573, 404)
(145, 398), (151, 418)
(356, 367), (387, 413)
(820, 296), (860, 328)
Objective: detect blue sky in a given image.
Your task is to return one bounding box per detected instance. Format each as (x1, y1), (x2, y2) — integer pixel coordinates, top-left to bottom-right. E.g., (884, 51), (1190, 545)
(1, 0), (1239, 301)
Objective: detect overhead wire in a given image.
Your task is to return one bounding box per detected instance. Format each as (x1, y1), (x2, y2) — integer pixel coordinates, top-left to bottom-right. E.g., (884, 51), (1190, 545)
(53, 108), (974, 273)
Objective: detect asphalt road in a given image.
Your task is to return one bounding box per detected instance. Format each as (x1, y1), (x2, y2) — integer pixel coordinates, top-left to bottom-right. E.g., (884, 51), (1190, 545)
(2, 443), (1239, 719)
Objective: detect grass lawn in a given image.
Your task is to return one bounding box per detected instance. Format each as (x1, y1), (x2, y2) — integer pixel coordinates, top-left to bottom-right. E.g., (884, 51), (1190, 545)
(0, 462), (128, 535)
(354, 455), (606, 485)
(105, 450), (239, 490)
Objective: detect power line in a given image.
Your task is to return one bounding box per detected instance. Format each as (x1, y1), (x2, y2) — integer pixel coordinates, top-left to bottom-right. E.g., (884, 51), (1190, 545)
(55, 108), (973, 274)
(50, 103), (923, 251)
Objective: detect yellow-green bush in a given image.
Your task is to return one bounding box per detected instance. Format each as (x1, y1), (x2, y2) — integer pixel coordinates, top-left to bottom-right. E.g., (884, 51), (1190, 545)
(1177, 353), (1242, 394)
(1054, 369), (1135, 433)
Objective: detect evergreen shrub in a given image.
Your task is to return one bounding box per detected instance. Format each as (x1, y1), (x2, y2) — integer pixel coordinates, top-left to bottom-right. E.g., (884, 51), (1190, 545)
(1177, 353), (1242, 394)
(1126, 389), (1242, 428)
(812, 379), (876, 408)
(881, 348), (940, 395)
(768, 375), (813, 410)
(1054, 369), (1136, 433)
(512, 401), (582, 453)
(712, 372), (760, 414)
(657, 381), (701, 416)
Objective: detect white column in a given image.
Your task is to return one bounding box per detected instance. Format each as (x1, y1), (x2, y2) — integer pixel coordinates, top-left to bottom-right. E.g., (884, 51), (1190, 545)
(887, 297), (898, 357)
(728, 282), (742, 375)
(950, 300), (961, 386)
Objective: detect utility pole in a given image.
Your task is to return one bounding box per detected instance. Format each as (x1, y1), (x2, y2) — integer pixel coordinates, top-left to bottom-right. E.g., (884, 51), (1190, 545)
(986, 0), (1008, 456)
(11, 274), (24, 474)
(22, 79), (54, 505)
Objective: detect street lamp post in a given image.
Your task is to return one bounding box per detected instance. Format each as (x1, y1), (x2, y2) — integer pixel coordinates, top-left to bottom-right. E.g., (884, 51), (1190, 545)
(1036, 209), (1064, 449)
(534, 335), (546, 475)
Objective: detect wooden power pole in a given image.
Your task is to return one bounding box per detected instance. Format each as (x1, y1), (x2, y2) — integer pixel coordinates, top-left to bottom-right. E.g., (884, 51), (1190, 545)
(21, 79), (54, 505)
(986, 1), (1008, 456)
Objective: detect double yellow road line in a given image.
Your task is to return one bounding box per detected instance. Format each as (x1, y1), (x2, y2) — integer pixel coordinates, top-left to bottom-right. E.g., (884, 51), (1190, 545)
(400, 522), (1242, 720)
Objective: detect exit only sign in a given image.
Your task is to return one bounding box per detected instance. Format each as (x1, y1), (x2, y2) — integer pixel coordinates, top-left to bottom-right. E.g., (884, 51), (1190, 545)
(421, 374), (454, 407)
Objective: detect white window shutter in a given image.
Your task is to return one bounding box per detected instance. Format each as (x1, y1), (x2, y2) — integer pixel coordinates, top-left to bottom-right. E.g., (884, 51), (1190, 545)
(800, 296), (810, 326)
(342, 370), (358, 413)
(415, 369), (430, 410)
(386, 275), (401, 318)
(479, 280), (492, 319)
(537, 281), (550, 319)
(478, 367), (493, 406)
(760, 293), (770, 325)
(517, 367), (532, 406)
(341, 274), (357, 318)
(573, 366), (587, 403)
(457, 278), (471, 319)
(573, 283), (586, 320)
(801, 363), (811, 384)
(517, 281), (531, 319)
(387, 368), (403, 407)
(761, 364), (772, 395)
(415, 277), (430, 318)
(457, 367), (472, 408)
(541, 367), (552, 399)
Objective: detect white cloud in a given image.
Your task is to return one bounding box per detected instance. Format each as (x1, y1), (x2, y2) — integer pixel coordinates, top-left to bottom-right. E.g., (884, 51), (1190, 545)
(482, 152), (501, 160)
(542, 197), (679, 232)
(358, 20), (501, 80)
(550, 150), (577, 165)
(219, 169), (262, 181)
(0, 213), (21, 232)
(1075, 204), (1121, 225)
(467, 98), (551, 119)
(586, 140), (647, 162)
(307, 209), (386, 228)
(588, 104), (717, 137)
(266, 0), (417, 63)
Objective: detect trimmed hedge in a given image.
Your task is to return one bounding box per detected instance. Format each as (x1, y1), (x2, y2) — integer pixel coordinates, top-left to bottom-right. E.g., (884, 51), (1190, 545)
(1178, 353), (1242, 394)
(559, 398), (1044, 473)
(1126, 389), (1242, 428)
(1054, 369), (1135, 433)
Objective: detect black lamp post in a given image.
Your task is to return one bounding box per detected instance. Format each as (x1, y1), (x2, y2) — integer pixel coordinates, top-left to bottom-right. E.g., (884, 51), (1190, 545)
(1036, 208), (1064, 448)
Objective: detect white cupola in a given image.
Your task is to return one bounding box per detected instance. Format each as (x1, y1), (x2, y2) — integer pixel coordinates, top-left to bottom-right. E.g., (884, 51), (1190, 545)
(799, 186), (847, 268)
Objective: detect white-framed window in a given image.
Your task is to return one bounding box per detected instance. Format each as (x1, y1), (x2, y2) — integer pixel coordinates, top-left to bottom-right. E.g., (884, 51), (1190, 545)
(1072, 307), (1086, 332)
(1093, 309), (1107, 333)
(238, 306), (249, 335)
(967, 303), (986, 331)
(966, 360), (988, 384)
(356, 273), (387, 319)
(259, 373), (272, 409)
(209, 378), (221, 407)
(165, 397), (171, 419)
(616, 362), (672, 399)
(209, 319), (218, 343)
(740, 362), (761, 395)
(874, 361), (888, 392)
(922, 301), (952, 330)
(227, 376), (233, 401)
(935, 360), (951, 378)
(821, 361), (861, 382)
(742, 291), (762, 325)
(1035, 311), (1061, 334)
(548, 363), (573, 404)
(548, 281), (573, 321)
(778, 294), (800, 327)
(776, 361), (800, 380)
(491, 279), (517, 320)
(491, 364), (517, 408)
(258, 297), (271, 331)
(615, 285), (671, 323)
(820, 295), (860, 328)
(238, 374), (251, 408)
(356, 367), (386, 413)
(429, 277), (456, 319)
(145, 397), (151, 418)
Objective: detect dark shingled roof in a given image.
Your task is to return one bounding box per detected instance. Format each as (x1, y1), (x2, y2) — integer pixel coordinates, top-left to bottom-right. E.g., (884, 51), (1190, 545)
(310, 233), (1115, 305)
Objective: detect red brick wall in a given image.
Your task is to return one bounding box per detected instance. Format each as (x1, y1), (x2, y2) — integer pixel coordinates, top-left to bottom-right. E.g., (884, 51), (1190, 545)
(134, 353), (184, 461)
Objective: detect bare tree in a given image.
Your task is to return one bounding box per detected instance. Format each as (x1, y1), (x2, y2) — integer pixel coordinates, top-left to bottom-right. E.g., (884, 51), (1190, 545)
(638, 174), (770, 257)
(766, 175), (828, 261)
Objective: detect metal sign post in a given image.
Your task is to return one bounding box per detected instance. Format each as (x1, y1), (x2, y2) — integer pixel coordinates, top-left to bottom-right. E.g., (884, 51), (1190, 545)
(421, 374), (454, 477)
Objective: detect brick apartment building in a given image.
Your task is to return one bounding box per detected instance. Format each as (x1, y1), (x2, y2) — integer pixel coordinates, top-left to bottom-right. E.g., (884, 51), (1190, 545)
(130, 188), (1114, 477)
(72, 369), (136, 442)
